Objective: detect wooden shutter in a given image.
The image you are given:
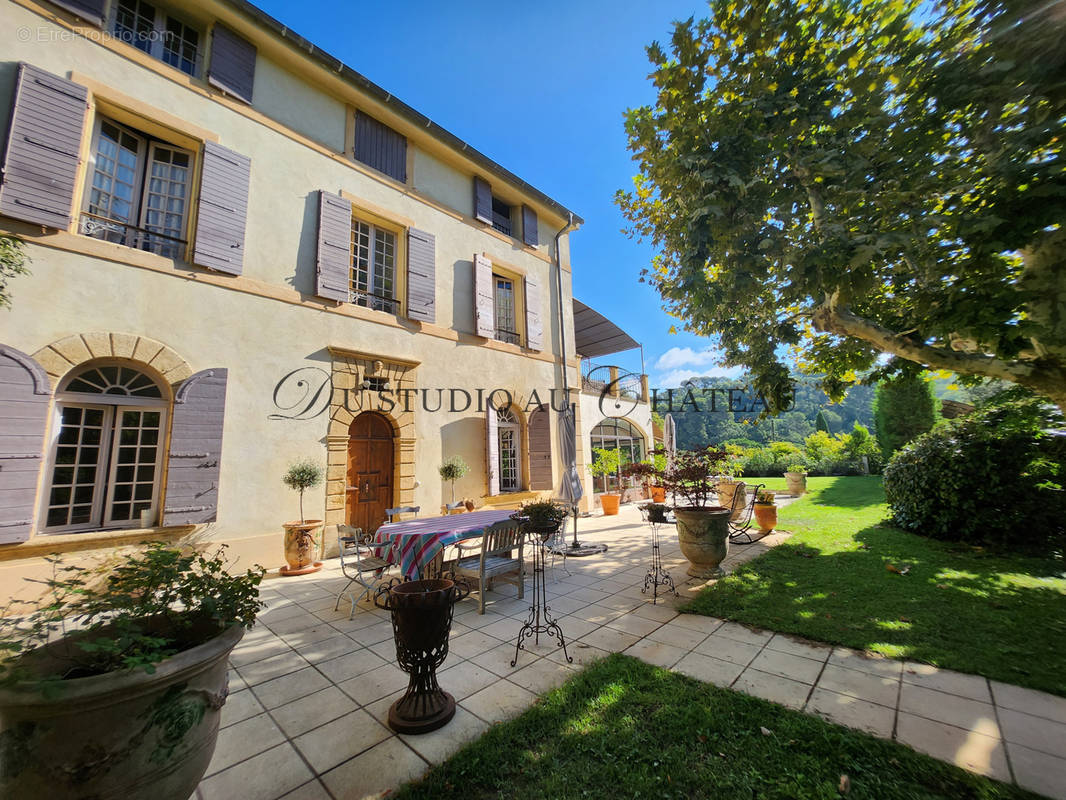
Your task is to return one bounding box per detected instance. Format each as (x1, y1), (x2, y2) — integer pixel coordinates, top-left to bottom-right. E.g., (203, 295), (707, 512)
(473, 177), (492, 224)
(406, 227), (436, 323)
(525, 274), (543, 351)
(207, 24), (257, 104)
(474, 254), (495, 338)
(315, 190), (351, 302)
(162, 368), (227, 526)
(192, 141), (250, 275)
(485, 398), (499, 497)
(353, 111), (407, 183)
(0, 63), (88, 229)
(50, 0), (106, 26)
(528, 404), (552, 490)
(0, 345), (49, 544)
(522, 205), (538, 247)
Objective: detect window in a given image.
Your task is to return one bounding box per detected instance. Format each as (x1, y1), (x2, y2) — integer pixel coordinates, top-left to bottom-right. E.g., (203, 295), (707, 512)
(81, 117), (193, 259)
(43, 363), (168, 533)
(494, 274), (520, 344)
(350, 219), (399, 313)
(497, 407), (521, 492)
(112, 0), (202, 77)
(590, 418), (646, 494)
(491, 196), (513, 236)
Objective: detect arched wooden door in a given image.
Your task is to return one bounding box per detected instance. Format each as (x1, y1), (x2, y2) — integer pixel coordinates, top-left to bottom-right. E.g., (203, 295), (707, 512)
(346, 412), (394, 533)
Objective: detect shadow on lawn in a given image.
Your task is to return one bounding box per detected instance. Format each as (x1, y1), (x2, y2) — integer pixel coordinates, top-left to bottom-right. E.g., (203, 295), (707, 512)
(808, 476), (886, 509)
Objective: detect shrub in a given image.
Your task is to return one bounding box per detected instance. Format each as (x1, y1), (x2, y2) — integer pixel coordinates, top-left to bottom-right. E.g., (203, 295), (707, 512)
(874, 373), (938, 458)
(883, 399), (1065, 552)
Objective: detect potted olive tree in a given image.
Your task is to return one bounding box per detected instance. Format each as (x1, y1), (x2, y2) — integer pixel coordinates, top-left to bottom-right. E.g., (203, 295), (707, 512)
(0, 543), (264, 800)
(784, 463), (808, 495)
(281, 459), (325, 576)
(438, 456), (469, 505)
(661, 447), (732, 578)
(588, 447), (624, 515)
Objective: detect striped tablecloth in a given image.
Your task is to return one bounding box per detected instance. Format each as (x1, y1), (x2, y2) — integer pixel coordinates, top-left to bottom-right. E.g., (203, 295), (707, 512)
(372, 508), (517, 580)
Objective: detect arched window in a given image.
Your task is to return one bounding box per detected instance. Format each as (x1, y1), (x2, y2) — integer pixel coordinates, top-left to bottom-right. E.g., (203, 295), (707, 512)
(43, 361), (169, 532)
(496, 406), (521, 492)
(589, 418), (646, 494)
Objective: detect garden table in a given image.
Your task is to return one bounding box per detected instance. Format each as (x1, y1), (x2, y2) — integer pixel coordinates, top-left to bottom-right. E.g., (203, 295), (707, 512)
(372, 508), (516, 580)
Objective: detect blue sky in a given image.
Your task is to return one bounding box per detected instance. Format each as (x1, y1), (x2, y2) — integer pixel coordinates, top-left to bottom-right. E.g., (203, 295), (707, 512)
(252, 0), (742, 388)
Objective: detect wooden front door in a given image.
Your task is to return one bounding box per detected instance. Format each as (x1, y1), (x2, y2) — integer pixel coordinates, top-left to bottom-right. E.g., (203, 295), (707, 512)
(346, 412), (394, 533)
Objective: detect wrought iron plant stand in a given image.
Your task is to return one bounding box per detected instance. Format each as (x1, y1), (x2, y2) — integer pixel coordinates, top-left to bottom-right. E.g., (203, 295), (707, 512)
(375, 576), (468, 734)
(512, 528), (572, 666)
(638, 503), (678, 603)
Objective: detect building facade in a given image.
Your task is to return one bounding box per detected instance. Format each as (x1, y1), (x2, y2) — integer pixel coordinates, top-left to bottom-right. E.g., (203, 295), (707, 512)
(0, 0), (650, 595)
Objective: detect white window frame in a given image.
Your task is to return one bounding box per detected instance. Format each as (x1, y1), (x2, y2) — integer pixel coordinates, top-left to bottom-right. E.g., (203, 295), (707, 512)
(496, 407), (521, 492)
(81, 116), (194, 257)
(493, 274), (520, 345)
(350, 217), (399, 313)
(40, 365), (169, 535)
(110, 0), (204, 77)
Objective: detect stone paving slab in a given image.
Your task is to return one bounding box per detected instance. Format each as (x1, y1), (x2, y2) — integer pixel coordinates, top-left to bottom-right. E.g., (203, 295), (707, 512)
(196, 501), (1066, 800)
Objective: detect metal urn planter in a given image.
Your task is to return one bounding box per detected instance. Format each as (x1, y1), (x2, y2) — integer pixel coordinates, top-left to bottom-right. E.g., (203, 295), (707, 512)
(674, 506), (732, 578)
(375, 578), (468, 734)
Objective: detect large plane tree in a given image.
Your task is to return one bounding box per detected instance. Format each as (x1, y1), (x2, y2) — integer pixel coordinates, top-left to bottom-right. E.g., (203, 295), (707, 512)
(617, 0), (1066, 412)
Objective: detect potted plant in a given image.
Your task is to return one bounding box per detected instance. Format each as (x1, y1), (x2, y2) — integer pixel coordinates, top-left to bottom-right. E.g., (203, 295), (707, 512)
(661, 447), (732, 578)
(588, 447), (624, 515)
(639, 502), (670, 524)
(0, 543), (264, 800)
(649, 450), (668, 502)
(281, 459), (325, 576)
(621, 460), (660, 501)
(753, 489), (778, 533)
(514, 500), (570, 541)
(784, 463), (808, 495)
(716, 445), (746, 519)
(438, 456), (469, 504)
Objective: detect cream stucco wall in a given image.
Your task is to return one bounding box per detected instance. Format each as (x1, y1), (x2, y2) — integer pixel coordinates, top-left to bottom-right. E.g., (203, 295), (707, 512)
(0, 0), (586, 598)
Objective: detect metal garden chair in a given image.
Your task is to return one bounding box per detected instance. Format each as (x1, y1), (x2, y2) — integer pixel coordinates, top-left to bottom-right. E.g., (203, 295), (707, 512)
(727, 482), (767, 544)
(335, 524), (394, 618)
(385, 506), (420, 523)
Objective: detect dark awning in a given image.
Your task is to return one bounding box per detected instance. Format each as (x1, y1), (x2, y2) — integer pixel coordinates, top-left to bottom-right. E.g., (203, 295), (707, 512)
(573, 299), (640, 358)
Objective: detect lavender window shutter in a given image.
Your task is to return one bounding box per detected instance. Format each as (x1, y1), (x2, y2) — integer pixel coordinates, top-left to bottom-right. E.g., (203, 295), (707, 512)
(316, 190), (352, 302)
(521, 206), (538, 247)
(524, 274), (543, 351)
(528, 404), (552, 490)
(473, 177), (492, 224)
(0, 63), (88, 229)
(192, 141), (250, 275)
(353, 112), (407, 182)
(473, 254), (495, 338)
(49, 0), (106, 26)
(207, 24), (257, 104)
(406, 228), (436, 323)
(0, 345), (50, 544)
(485, 399), (499, 497)
(162, 368), (227, 526)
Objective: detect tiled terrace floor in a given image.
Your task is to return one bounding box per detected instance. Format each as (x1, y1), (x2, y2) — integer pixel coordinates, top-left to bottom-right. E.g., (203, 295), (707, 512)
(196, 503), (1066, 800)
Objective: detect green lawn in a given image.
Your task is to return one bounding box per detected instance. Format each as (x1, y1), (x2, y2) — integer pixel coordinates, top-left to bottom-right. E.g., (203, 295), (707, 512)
(395, 654), (1035, 800)
(686, 477), (1066, 696)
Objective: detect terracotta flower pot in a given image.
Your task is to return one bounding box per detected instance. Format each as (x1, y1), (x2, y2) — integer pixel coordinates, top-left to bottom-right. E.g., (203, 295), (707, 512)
(599, 493), (621, 515)
(0, 623), (244, 800)
(281, 520), (324, 576)
(650, 486), (666, 503)
(784, 472), (807, 495)
(753, 503), (777, 533)
(674, 506), (731, 578)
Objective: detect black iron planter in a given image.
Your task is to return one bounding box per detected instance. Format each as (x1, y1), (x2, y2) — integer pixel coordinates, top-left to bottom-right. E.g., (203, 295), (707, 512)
(375, 578), (468, 734)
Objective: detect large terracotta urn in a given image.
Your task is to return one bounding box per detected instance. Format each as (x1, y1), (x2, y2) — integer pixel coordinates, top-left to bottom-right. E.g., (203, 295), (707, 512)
(281, 520), (324, 576)
(674, 506), (731, 578)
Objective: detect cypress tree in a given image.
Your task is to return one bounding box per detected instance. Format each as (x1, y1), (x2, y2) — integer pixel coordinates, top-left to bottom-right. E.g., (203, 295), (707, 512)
(874, 374), (938, 458)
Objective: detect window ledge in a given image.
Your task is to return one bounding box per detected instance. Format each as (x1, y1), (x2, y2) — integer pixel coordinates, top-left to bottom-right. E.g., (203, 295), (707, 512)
(0, 525), (198, 562)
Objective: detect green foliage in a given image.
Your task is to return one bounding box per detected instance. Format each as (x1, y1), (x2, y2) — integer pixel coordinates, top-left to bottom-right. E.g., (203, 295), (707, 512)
(283, 459), (323, 523)
(874, 374), (938, 458)
(815, 410), (831, 434)
(618, 0), (1066, 411)
(786, 464), (808, 475)
(587, 447), (625, 480)
(883, 399), (1065, 552)
(0, 235), (29, 311)
(516, 500), (569, 531)
(0, 543), (264, 687)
